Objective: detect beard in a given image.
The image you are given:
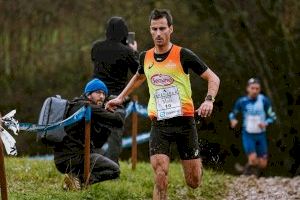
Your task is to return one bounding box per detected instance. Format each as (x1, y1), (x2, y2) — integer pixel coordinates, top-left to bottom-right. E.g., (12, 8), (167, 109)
(96, 100), (104, 106)
(91, 98), (104, 106)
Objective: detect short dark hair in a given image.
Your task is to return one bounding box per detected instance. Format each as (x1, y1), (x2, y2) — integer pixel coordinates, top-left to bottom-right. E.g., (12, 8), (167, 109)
(149, 9), (173, 26)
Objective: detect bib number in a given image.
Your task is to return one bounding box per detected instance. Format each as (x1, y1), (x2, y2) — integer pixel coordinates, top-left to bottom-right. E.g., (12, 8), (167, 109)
(245, 115), (263, 133)
(154, 86), (182, 120)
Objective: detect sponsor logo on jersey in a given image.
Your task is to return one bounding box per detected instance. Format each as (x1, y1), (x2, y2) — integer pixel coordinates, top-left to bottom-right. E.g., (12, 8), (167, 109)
(151, 74), (174, 86)
(165, 60), (177, 68)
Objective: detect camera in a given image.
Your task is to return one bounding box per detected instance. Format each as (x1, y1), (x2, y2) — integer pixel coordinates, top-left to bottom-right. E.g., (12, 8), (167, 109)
(127, 32), (135, 45)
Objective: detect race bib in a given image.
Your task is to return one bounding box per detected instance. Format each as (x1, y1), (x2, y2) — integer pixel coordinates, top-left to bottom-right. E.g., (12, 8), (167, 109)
(154, 86), (182, 120)
(245, 115), (263, 133)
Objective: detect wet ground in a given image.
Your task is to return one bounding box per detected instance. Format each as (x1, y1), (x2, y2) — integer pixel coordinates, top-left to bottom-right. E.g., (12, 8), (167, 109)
(225, 175), (300, 200)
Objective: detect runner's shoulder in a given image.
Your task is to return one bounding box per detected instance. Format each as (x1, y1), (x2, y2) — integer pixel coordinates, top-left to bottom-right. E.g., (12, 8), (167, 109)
(238, 96), (249, 104)
(180, 47), (198, 58)
(258, 94), (268, 99)
(259, 94), (271, 104)
(139, 51), (147, 64)
(179, 47), (208, 74)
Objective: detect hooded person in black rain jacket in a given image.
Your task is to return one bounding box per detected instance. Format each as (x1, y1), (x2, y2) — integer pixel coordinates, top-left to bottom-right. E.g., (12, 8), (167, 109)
(91, 17), (139, 164)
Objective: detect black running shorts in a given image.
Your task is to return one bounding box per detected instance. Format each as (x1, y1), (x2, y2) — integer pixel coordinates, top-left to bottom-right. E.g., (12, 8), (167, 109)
(149, 116), (200, 160)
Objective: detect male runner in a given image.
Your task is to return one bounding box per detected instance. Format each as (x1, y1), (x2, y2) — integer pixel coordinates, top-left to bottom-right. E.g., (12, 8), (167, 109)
(106, 9), (220, 200)
(229, 78), (276, 176)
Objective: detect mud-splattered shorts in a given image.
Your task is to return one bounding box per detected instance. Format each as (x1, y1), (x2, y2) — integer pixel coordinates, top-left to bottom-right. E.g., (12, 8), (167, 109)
(149, 116), (200, 160)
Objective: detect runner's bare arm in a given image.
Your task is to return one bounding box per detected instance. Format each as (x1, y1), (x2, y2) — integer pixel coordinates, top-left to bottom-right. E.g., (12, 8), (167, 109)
(200, 68), (220, 98)
(197, 68), (220, 117)
(119, 73), (146, 99)
(105, 73), (146, 111)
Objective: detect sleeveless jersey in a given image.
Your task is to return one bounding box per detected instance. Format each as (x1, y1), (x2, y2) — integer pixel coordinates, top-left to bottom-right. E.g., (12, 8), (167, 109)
(144, 45), (194, 120)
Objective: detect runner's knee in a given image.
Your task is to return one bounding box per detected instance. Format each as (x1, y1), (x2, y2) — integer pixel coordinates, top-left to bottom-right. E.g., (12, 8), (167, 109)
(185, 168), (202, 189)
(186, 174), (200, 189)
(182, 159), (202, 189)
(155, 167), (168, 189)
(258, 157), (268, 168)
(248, 153), (258, 165)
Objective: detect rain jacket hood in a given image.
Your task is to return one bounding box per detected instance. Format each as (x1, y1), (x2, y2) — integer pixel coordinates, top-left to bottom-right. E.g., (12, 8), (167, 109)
(106, 17), (128, 44)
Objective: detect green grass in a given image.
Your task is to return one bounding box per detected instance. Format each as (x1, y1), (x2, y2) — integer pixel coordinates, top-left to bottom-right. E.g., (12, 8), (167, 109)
(3, 158), (232, 200)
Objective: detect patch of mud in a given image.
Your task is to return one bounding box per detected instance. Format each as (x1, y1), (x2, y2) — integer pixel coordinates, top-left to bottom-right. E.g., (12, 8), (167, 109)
(225, 175), (300, 200)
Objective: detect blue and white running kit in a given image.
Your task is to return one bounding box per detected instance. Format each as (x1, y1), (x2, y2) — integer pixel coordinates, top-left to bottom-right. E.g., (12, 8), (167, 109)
(229, 94), (276, 157)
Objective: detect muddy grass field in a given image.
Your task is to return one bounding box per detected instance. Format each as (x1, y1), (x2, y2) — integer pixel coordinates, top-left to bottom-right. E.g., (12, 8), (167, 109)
(3, 158), (299, 200)
(4, 158), (229, 200)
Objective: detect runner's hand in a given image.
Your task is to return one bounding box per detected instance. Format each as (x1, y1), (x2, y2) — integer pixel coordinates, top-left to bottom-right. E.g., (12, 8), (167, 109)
(230, 119), (238, 128)
(258, 122), (267, 129)
(105, 97), (124, 112)
(197, 101), (213, 118)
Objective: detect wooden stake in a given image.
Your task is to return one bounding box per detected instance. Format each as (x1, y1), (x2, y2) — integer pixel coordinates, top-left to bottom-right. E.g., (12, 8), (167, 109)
(84, 120), (91, 187)
(0, 113), (8, 200)
(131, 95), (138, 170)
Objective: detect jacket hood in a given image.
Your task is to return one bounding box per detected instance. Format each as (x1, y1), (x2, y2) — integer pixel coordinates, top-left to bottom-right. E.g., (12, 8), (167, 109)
(106, 17), (128, 43)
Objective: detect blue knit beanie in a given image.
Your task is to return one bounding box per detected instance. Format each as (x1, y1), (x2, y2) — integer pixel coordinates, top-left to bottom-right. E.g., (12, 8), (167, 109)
(84, 78), (108, 95)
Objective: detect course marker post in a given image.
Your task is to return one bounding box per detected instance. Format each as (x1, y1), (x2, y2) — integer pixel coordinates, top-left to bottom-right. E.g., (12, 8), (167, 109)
(131, 96), (138, 170)
(84, 107), (91, 187)
(0, 113), (8, 200)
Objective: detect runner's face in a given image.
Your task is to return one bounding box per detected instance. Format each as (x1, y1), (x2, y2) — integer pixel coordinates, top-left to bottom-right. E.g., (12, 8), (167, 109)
(150, 18), (173, 48)
(88, 90), (106, 106)
(247, 83), (261, 98)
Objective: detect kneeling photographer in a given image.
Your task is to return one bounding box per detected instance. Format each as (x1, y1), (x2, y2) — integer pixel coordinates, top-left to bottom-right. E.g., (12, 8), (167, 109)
(53, 78), (124, 190)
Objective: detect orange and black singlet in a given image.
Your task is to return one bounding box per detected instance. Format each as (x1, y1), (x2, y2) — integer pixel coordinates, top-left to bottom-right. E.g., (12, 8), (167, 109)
(138, 45), (208, 120)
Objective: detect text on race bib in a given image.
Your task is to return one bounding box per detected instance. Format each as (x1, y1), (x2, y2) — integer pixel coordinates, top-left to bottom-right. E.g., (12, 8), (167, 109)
(154, 86), (182, 120)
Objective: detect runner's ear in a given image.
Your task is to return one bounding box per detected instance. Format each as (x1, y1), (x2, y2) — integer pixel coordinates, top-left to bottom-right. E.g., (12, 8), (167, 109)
(170, 25), (173, 34)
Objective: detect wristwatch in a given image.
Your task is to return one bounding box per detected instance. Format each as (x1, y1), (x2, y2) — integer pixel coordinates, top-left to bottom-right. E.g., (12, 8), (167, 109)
(205, 95), (215, 102)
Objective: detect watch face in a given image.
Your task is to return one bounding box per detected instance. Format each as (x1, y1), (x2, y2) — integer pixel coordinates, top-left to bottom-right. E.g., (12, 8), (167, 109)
(205, 95), (214, 102)
(206, 95), (212, 100)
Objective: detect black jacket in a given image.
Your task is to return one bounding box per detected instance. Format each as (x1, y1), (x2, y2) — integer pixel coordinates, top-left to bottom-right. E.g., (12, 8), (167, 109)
(91, 17), (139, 95)
(53, 96), (124, 164)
